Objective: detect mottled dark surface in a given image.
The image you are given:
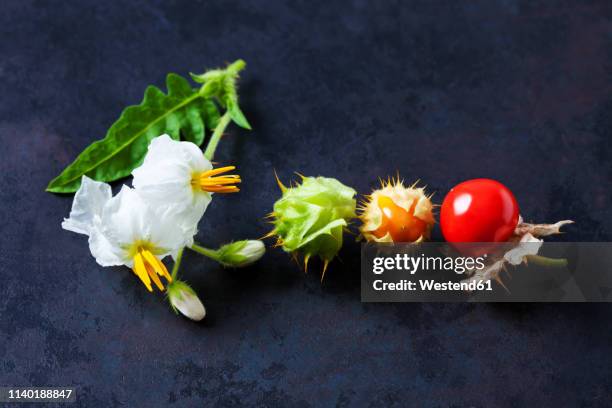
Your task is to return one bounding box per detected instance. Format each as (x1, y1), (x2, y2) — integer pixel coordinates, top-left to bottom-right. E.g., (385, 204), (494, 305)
(2, 0), (612, 406)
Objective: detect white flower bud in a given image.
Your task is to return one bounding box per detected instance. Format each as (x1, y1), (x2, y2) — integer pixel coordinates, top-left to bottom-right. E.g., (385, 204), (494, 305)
(167, 281), (206, 321)
(216, 240), (265, 267)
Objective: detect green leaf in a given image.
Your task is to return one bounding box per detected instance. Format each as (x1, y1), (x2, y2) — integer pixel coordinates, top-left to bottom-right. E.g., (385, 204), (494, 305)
(202, 99), (221, 131)
(46, 73), (207, 193)
(229, 104), (251, 130)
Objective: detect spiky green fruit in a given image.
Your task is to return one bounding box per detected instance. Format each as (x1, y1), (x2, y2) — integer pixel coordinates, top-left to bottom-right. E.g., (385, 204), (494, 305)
(269, 174), (357, 279)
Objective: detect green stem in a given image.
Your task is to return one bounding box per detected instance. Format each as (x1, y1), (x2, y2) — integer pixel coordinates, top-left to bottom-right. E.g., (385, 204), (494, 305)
(526, 255), (568, 268)
(204, 111), (232, 160)
(171, 247), (185, 280)
(189, 243), (220, 261)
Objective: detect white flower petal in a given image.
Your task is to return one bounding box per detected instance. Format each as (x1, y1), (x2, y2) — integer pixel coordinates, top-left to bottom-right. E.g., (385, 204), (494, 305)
(140, 134), (211, 172)
(99, 186), (153, 249)
(62, 176), (112, 236)
(88, 224), (126, 267)
(149, 204), (201, 251)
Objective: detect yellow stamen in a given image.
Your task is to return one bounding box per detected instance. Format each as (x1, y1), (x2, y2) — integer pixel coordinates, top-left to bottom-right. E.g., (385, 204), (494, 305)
(154, 254), (172, 281)
(201, 186), (240, 193)
(141, 250), (172, 282)
(145, 263), (164, 291)
(194, 165), (241, 194)
(132, 252), (153, 292)
(132, 249), (173, 292)
(200, 166), (237, 177)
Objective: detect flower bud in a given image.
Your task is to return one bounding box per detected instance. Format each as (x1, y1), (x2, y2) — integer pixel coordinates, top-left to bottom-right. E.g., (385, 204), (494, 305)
(167, 281), (206, 321)
(216, 240), (266, 267)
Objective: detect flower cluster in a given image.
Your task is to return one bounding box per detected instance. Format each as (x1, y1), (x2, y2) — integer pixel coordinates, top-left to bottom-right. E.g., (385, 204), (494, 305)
(63, 135), (264, 320)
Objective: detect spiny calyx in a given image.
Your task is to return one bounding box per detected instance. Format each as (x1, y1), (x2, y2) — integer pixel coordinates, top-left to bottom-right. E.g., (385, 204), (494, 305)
(268, 174), (356, 281)
(359, 176), (434, 243)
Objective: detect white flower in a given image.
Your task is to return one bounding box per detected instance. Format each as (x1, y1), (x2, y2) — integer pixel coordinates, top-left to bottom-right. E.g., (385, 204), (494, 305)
(167, 281), (206, 321)
(132, 135), (241, 235)
(62, 176), (195, 292)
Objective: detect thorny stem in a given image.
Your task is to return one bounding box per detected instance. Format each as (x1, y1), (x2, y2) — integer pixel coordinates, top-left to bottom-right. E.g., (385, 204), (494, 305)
(189, 243), (220, 261)
(526, 255), (568, 268)
(171, 247), (185, 280)
(204, 111), (232, 161)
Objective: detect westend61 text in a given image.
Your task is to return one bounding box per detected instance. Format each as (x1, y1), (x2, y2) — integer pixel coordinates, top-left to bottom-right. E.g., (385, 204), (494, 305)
(373, 279), (493, 292)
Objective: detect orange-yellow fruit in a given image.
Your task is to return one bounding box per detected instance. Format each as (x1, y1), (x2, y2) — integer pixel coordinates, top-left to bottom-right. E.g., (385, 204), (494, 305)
(359, 178), (434, 243)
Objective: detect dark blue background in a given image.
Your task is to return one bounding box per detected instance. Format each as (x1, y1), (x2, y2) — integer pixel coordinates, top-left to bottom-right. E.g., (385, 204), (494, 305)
(2, 0), (612, 406)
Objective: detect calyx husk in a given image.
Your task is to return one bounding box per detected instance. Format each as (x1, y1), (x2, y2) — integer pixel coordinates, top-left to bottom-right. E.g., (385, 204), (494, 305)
(462, 217), (574, 289)
(269, 174), (357, 280)
(359, 177), (435, 243)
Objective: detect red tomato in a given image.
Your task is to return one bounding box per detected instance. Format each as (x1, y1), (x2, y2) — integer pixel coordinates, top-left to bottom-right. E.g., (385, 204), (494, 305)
(440, 179), (519, 246)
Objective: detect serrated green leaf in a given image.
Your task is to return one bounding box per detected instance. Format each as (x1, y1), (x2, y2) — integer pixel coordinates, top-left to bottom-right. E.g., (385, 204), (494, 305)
(47, 73), (208, 193)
